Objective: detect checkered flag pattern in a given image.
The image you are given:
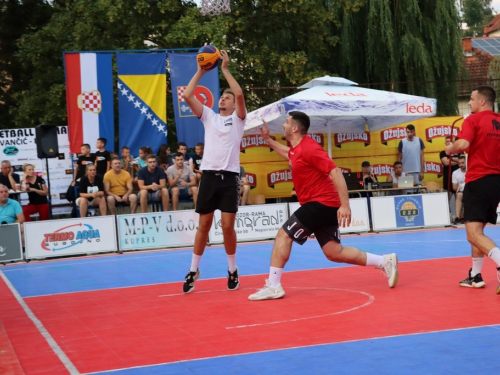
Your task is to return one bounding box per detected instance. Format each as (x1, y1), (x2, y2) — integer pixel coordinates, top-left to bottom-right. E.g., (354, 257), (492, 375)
(177, 86), (186, 102)
(81, 91), (102, 113)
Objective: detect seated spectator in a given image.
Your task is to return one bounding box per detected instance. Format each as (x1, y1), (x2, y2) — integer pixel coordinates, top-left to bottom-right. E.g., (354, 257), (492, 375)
(177, 142), (190, 167)
(77, 164), (107, 217)
(361, 161), (378, 187)
(0, 184), (24, 243)
(452, 155), (467, 224)
(240, 166), (250, 206)
(386, 161), (406, 187)
(104, 157), (137, 215)
(0, 160), (20, 191)
(137, 154), (170, 213)
(189, 143), (204, 184)
(120, 146), (135, 175)
(21, 164), (49, 221)
(166, 153), (198, 211)
(157, 144), (174, 171)
(72, 144), (94, 186)
(133, 146), (153, 185)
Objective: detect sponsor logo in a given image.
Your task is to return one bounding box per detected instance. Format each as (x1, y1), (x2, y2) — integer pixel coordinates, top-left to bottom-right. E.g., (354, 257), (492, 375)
(41, 223), (101, 251)
(246, 172), (257, 189)
(240, 135), (276, 152)
(0, 246), (6, 257)
(177, 86), (214, 117)
(406, 103), (433, 114)
(380, 127), (406, 145)
(77, 90), (102, 114)
(339, 167), (352, 173)
(424, 161), (442, 174)
(395, 196), (424, 227)
(335, 131), (370, 148)
(267, 169), (292, 188)
(371, 164), (394, 176)
(425, 126), (459, 143)
(3, 146), (19, 156)
(325, 92), (367, 97)
(308, 133), (324, 146)
(349, 219), (366, 227)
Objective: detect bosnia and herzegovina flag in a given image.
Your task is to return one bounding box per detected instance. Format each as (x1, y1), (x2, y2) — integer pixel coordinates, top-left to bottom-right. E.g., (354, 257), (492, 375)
(117, 53), (167, 155)
(64, 53), (114, 154)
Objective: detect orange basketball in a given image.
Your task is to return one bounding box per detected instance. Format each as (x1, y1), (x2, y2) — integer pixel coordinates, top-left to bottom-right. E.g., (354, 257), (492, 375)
(197, 45), (220, 71)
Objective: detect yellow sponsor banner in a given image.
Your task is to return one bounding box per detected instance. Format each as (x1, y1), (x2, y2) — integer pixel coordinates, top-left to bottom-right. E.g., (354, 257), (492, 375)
(242, 161), (293, 199)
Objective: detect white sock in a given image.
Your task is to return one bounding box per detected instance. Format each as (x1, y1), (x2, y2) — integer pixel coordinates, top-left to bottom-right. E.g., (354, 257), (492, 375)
(366, 253), (385, 267)
(487, 247), (500, 268)
(190, 254), (202, 272)
(471, 257), (484, 277)
(269, 267), (283, 287)
(227, 254), (236, 273)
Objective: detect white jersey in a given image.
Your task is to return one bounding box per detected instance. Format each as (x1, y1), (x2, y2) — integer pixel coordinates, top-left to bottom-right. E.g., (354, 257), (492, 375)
(452, 169), (466, 192)
(199, 105), (246, 174)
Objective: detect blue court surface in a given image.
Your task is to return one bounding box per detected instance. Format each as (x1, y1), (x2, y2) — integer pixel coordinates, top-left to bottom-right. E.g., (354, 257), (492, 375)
(1, 226), (500, 374)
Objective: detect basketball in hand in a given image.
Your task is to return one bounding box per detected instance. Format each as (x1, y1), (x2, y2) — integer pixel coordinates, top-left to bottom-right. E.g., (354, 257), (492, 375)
(197, 45), (221, 71)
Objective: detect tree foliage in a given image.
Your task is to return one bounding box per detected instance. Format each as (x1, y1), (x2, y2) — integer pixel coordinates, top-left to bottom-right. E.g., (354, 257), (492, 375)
(461, 0), (493, 37)
(3, 0), (463, 139)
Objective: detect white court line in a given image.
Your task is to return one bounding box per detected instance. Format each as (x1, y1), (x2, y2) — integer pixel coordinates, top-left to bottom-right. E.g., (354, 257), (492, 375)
(0, 269), (80, 375)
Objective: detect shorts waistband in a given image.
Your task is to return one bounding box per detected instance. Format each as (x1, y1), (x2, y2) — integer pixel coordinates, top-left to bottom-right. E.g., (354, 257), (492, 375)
(204, 170), (238, 175)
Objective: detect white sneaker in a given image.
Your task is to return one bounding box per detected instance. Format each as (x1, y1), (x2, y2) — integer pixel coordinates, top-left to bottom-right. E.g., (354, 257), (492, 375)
(248, 279), (285, 301)
(378, 253), (399, 288)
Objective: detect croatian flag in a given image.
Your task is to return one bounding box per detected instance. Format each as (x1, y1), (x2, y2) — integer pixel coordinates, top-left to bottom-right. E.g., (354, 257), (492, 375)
(64, 53), (114, 154)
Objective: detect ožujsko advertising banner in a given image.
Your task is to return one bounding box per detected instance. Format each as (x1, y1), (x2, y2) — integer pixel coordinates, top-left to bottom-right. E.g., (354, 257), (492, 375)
(0, 126), (73, 205)
(117, 210), (200, 251)
(209, 203), (288, 244)
(25, 216), (117, 259)
(240, 117), (463, 198)
(289, 198), (370, 234)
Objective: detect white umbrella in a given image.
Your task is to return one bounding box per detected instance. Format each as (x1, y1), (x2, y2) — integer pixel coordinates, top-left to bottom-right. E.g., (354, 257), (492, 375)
(244, 76), (437, 153)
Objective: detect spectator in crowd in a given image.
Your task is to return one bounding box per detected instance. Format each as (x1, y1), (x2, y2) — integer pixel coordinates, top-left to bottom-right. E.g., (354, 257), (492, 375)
(0, 184), (24, 243)
(190, 143), (204, 184)
(137, 154), (170, 213)
(361, 161), (378, 187)
(157, 144), (173, 171)
(177, 142), (188, 158)
(120, 146), (135, 175)
(0, 160), (20, 191)
(239, 166), (250, 206)
(104, 157), (137, 215)
(440, 136), (459, 193)
(397, 124), (425, 186)
(21, 164), (49, 221)
(133, 146), (152, 182)
(95, 137), (111, 177)
(77, 164), (107, 217)
(386, 161), (407, 196)
(167, 153), (198, 211)
(72, 144), (94, 186)
(452, 155), (467, 224)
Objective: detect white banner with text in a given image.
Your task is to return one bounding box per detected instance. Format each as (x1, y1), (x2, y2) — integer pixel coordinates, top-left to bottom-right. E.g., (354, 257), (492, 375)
(117, 210), (200, 251)
(25, 216), (117, 259)
(208, 203), (288, 244)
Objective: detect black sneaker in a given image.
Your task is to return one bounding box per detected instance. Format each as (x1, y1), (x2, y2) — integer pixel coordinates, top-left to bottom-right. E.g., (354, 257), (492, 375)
(227, 266), (240, 291)
(183, 269), (200, 294)
(459, 268), (485, 288)
(453, 217), (461, 225)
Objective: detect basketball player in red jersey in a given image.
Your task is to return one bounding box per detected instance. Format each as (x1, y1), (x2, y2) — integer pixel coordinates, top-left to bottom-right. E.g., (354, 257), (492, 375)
(249, 111), (399, 301)
(445, 85), (500, 293)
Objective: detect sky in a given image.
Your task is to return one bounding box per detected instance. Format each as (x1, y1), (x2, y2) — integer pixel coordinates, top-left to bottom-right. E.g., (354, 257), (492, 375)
(492, 0), (500, 14)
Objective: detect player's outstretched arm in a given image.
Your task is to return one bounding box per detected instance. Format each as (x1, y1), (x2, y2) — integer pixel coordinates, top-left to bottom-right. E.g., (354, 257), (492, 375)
(183, 66), (205, 118)
(221, 50), (246, 120)
(260, 120), (290, 160)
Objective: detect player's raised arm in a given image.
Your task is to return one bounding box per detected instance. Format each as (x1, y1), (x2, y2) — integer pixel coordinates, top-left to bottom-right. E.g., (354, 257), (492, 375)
(183, 65), (205, 119)
(260, 120), (290, 160)
(220, 50), (246, 120)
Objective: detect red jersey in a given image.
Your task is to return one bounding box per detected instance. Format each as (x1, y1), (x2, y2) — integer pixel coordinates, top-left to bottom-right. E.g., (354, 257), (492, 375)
(288, 136), (340, 207)
(457, 110), (500, 183)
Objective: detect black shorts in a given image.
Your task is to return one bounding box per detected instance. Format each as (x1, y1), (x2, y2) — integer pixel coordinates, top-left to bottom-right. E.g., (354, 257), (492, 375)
(283, 201), (340, 247)
(195, 171), (241, 214)
(463, 174), (500, 224)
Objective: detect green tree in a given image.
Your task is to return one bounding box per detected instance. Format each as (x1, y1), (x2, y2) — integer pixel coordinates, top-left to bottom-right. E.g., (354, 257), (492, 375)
(0, 0), (54, 128)
(461, 0), (493, 37)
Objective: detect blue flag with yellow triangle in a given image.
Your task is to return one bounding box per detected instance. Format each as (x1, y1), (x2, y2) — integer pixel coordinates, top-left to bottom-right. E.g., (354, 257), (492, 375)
(117, 53), (167, 155)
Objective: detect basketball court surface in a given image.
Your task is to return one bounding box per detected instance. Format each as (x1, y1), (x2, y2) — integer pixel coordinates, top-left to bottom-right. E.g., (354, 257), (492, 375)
(1, 226), (500, 374)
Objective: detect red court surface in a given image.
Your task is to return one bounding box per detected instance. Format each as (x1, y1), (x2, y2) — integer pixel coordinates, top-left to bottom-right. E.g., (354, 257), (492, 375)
(2, 256), (500, 374)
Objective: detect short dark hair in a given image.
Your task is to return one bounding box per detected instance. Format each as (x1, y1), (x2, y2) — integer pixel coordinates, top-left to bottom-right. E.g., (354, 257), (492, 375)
(445, 136), (452, 140)
(458, 155), (466, 161)
(393, 161), (402, 166)
(289, 111), (310, 134)
(97, 137), (107, 146)
(196, 142), (204, 148)
(473, 85), (496, 105)
(81, 143), (90, 149)
(121, 146), (130, 152)
(139, 146), (152, 155)
(147, 154), (156, 161)
(178, 142), (187, 148)
(406, 124), (415, 131)
(174, 152), (184, 159)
